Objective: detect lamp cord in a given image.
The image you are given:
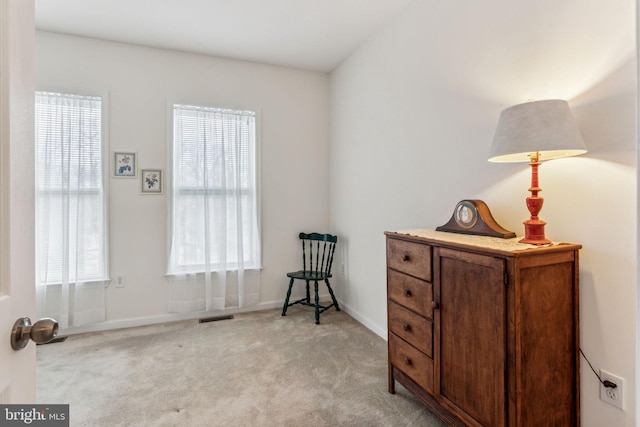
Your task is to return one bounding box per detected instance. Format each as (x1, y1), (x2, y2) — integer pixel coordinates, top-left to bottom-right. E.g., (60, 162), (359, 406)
(580, 348), (617, 389)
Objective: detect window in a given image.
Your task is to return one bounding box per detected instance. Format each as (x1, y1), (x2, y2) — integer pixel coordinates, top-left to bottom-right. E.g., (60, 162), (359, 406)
(168, 104), (260, 274)
(35, 92), (107, 284)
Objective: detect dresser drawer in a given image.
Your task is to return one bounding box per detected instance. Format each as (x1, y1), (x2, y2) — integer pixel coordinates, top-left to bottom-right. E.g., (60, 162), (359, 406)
(388, 269), (433, 316)
(387, 238), (432, 281)
(389, 301), (432, 357)
(389, 333), (433, 394)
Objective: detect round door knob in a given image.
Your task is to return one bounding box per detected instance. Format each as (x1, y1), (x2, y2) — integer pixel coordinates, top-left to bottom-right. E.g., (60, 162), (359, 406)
(403, 323), (412, 332)
(431, 301), (440, 310)
(404, 289), (412, 297)
(11, 317), (59, 350)
(404, 357), (412, 366)
(401, 254), (410, 262)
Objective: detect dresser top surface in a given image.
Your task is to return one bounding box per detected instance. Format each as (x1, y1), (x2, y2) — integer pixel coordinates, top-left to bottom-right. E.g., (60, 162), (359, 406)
(386, 228), (581, 256)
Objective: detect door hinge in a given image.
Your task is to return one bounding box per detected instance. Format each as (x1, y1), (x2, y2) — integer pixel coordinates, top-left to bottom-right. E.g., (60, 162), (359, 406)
(504, 272), (509, 286)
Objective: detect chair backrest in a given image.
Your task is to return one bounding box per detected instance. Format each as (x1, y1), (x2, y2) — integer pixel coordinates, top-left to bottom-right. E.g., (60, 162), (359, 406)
(299, 232), (338, 277)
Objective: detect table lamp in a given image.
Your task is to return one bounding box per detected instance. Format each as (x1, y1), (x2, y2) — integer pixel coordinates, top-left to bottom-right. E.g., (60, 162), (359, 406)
(488, 100), (587, 245)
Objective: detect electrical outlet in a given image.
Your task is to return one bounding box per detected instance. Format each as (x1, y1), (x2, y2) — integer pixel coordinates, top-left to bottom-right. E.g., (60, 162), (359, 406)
(115, 276), (125, 288)
(600, 369), (624, 410)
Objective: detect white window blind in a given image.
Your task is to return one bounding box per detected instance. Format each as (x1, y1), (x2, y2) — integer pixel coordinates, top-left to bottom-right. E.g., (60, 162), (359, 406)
(35, 91), (107, 284)
(169, 104), (260, 274)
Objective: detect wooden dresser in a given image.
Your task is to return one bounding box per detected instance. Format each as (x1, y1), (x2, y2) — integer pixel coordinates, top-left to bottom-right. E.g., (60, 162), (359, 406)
(386, 229), (581, 427)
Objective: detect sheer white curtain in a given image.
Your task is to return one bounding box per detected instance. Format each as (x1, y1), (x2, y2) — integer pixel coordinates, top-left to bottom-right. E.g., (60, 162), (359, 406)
(35, 92), (108, 330)
(168, 105), (260, 313)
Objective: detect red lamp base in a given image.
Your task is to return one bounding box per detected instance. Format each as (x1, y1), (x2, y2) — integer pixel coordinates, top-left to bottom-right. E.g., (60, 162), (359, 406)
(519, 218), (551, 245)
(519, 152), (552, 246)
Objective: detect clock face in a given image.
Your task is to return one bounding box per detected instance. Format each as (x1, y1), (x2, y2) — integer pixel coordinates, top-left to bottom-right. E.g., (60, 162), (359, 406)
(454, 201), (478, 229)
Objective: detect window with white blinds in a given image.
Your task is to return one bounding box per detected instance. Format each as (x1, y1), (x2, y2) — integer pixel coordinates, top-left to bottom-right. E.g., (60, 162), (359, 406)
(35, 92), (107, 284)
(168, 104), (260, 274)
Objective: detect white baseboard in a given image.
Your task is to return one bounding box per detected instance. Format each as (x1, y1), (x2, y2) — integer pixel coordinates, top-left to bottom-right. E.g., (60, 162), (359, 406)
(60, 301), (284, 335)
(338, 302), (387, 340)
(278, 294), (387, 340)
(60, 298), (388, 343)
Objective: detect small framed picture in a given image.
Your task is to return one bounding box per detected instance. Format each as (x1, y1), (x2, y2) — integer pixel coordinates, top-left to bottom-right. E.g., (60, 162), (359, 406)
(113, 152), (137, 178)
(141, 169), (163, 194)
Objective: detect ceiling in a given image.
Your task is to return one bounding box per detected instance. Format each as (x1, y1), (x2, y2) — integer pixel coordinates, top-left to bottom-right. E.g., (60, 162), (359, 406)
(35, 0), (413, 73)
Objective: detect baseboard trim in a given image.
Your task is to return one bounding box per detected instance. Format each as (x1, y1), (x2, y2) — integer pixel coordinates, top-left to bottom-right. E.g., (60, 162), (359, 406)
(338, 303), (387, 340)
(59, 299), (388, 342)
(61, 301), (284, 335)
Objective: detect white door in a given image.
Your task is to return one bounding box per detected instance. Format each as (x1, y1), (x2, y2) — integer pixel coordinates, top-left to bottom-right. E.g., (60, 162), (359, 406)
(0, 0), (37, 403)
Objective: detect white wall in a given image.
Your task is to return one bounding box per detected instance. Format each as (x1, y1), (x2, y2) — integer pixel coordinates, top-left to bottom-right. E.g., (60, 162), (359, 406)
(330, 1), (636, 426)
(35, 2), (638, 424)
(36, 31), (330, 327)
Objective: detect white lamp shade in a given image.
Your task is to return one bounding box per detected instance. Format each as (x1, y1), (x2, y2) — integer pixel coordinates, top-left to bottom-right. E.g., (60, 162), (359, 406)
(488, 99), (587, 163)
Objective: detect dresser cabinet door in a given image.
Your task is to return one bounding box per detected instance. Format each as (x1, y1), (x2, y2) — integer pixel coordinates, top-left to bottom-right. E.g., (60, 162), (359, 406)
(434, 248), (507, 427)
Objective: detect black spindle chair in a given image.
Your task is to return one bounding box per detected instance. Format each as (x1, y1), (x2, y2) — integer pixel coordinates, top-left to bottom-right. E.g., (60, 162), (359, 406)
(281, 232), (340, 324)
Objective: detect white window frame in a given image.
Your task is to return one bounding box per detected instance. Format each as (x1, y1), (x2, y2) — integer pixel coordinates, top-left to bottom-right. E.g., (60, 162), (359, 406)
(167, 102), (261, 275)
(34, 90), (110, 285)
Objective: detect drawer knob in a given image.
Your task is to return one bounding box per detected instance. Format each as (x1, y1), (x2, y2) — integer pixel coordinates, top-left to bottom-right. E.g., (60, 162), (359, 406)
(432, 301), (440, 310)
(404, 357), (412, 366)
(404, 289), (412, 298)
(403, 323), (412, 332)
(401, 254), (410, 262)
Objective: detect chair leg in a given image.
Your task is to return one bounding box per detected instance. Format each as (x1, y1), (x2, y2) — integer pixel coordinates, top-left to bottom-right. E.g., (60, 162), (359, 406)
(305, 280), (310, 303)
(314, 281), (320, 324)
(325, 279), (340, 311)
(282, 278), (295, 316)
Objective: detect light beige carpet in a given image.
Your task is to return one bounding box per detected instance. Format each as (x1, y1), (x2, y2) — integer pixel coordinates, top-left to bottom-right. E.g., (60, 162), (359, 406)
(37, 307), (445, 427)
